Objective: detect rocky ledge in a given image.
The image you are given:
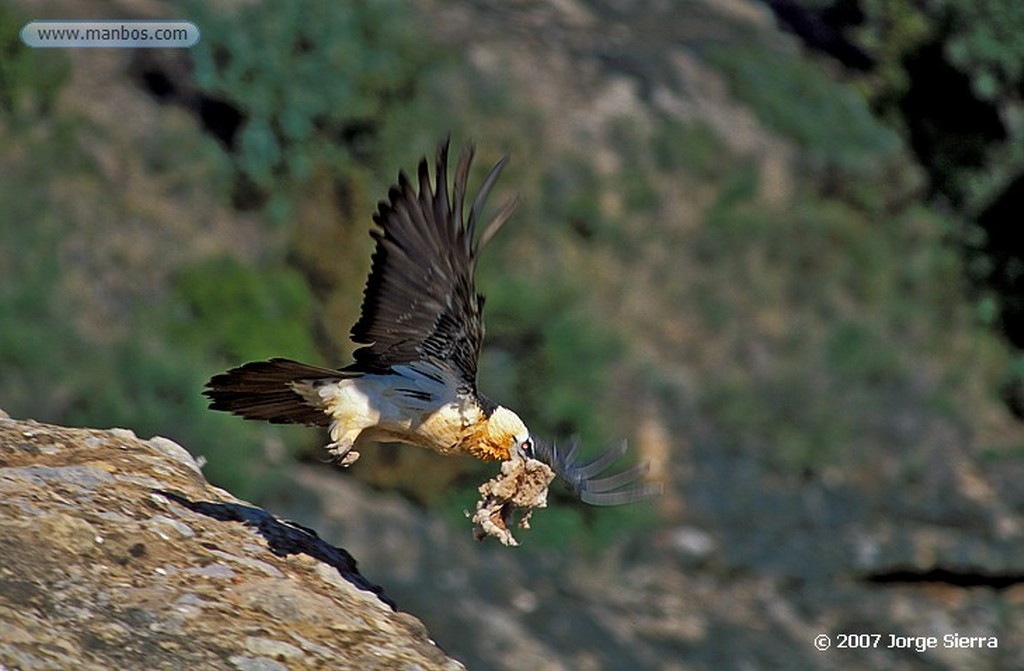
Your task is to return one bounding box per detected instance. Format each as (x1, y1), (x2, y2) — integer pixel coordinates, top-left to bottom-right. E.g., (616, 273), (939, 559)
(0, 411), (463, 671)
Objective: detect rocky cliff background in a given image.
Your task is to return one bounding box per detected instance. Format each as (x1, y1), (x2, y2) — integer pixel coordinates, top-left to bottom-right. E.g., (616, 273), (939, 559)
(3, 0), (1024, 669)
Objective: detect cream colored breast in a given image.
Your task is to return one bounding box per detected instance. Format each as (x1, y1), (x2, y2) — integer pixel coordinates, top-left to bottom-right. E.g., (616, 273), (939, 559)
(411, 400), (487, 454)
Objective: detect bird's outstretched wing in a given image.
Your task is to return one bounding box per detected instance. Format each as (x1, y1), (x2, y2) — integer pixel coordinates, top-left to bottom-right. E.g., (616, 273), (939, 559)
(348, 138), (517, 389)
(532, 438), (663, 506)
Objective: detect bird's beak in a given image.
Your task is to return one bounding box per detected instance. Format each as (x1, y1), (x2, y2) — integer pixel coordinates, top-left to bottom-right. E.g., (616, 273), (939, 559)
(515, 438), (535, 460)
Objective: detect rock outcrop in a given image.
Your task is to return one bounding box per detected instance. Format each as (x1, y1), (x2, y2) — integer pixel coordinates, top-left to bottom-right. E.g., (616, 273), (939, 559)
(0, 411), (463, 671)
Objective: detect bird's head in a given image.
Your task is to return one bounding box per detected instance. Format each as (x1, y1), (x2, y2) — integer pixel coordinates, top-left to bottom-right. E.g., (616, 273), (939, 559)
(479, 405), (532, 461)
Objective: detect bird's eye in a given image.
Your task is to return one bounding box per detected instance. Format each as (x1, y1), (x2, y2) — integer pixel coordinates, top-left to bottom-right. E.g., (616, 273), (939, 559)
(522, 437), (535, 459)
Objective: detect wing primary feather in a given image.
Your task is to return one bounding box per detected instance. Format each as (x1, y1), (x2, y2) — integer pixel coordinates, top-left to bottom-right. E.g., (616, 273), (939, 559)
(415, 157), (440, 245)
(478, 194), (519, 251)
(452, 143), (474, 252)
(532, 437), (662, 506)
(581, 482), (665, 506)
(579, 462), (651, 493)
(434, 138), (452, 246)
(563, 438), (581, 466)
(467, 154), (509, 250)
(573, 439), (630, 479)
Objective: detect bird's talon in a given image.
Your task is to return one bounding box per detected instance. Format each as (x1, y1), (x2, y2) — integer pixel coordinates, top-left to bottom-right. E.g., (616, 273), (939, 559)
(326, 441), (359, 467)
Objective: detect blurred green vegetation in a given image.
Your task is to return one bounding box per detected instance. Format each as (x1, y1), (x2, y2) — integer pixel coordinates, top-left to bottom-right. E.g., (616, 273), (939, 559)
(170, 256), (319, 363)
(695, 0), (1024, 469)
(689, 152), (971, 471)
(187, 0), (448, 219)
(866, 0), (1021, 202)
(3, 0), (1023, 549)
(0, 0), (319, 500)
(709, 44), (900, 175)
(852, 0), (1024, 421)
(0, 1), (69, 121)
(0, 101), (294, 497)
(651, 120), (739, 183)
(848, 0), (1024, 212)
(940, 0), (1024, 102)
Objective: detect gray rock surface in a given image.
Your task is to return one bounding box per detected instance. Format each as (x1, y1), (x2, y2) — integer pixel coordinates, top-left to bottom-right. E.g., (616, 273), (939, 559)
(0, 413), (463, 671)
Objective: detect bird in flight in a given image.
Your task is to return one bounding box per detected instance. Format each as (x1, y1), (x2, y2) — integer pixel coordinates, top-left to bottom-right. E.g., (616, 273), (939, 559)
(205, 139), (657, 505)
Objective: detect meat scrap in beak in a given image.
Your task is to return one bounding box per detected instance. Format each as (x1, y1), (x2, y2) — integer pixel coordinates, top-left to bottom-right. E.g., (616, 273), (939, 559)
(470, 451), (555, 546)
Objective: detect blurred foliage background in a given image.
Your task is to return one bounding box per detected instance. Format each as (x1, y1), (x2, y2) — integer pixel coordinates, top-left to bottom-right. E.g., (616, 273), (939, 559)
(1, 0), (1022, 530)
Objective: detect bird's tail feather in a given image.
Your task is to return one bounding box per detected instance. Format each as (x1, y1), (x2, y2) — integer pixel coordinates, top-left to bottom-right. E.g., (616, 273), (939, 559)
(204, 358), (342, 426)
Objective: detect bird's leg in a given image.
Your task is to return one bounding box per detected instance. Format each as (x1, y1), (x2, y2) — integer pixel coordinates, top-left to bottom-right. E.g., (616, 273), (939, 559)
(326, 438), (360, 468)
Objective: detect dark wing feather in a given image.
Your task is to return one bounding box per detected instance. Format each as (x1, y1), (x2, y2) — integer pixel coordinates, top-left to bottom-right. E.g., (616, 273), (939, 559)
(533, 437), (663, 506)
(348, 139), (516, 388)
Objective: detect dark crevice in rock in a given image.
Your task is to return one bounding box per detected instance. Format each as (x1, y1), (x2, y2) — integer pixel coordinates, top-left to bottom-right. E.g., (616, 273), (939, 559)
(864, 567), (1024, 591)
(156, 489), (397, 610)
